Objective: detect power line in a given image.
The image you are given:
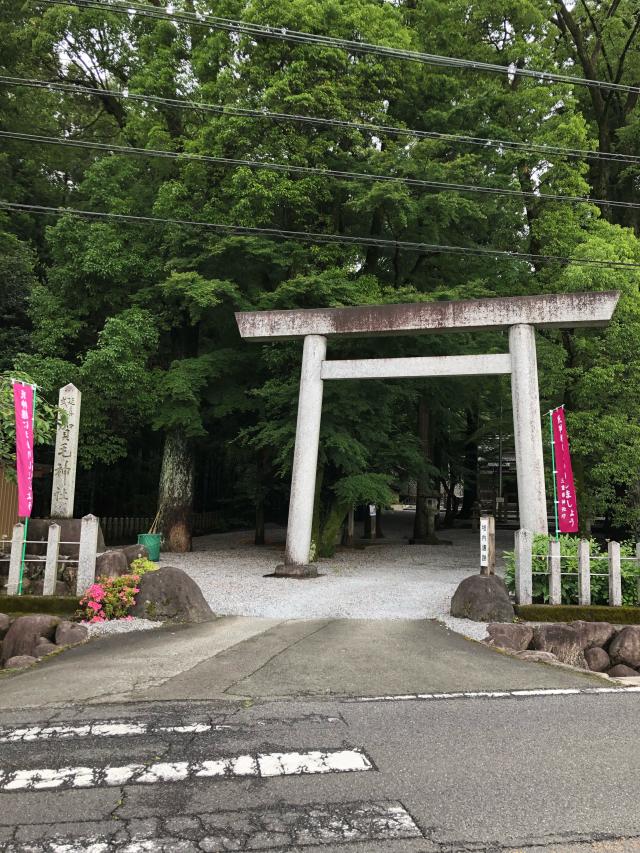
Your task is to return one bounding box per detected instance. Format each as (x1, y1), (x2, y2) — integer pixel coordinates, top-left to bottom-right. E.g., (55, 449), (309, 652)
(2, 200), (639, 270)
(42, 0), (640, 97)
(4, 74), (640, 166)
(5, 129), (640, 212)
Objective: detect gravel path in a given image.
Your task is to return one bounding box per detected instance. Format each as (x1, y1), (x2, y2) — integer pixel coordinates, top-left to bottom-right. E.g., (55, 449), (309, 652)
(161, 512), (512, 641)
(86, 617), (163, 637)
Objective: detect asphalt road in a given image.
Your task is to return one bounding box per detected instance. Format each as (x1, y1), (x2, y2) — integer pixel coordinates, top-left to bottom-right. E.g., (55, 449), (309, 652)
(0, 689), (639, 852)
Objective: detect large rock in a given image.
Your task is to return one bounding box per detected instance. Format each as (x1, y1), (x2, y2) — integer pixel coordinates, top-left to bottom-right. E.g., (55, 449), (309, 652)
(55, 621), (88, 647)
(607, 664), (639, 678)
(485, 623), (533, 652)
(608, 626), (640, 669)
(584, 647), (610, 673)
(95, 549), (129, 579)
(0, 613), (12, 639)
(4, 655), (37, 669)
(122, 544), (150, 566)
(1, 615), (60, 664)
(34, 640), (58, 659)
(128, 566), (214, 623)
(569, 621), (617, 650)
(532, 624), (586, 668)
(450, 575), (514, 623)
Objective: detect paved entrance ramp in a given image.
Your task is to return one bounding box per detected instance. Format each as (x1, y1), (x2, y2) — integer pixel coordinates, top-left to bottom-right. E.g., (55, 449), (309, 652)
(0, 617), (602, 709)
(143, 618), (603, 700)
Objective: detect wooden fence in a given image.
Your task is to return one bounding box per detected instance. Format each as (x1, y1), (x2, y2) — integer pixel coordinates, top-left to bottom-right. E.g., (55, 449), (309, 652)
(101, 511), (218, 545)
(6, 515), (99, 596)
(514, 530), (640, 606)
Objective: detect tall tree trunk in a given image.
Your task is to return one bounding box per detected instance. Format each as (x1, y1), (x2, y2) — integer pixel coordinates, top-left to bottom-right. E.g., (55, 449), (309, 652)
(413, 396), (431, 540)
(460, 406), (479, 518)
(375, 507), (384, 539)
(158, 428), (194, 552)
(319, 500), (350, 557)
(254, 450), (266, 546)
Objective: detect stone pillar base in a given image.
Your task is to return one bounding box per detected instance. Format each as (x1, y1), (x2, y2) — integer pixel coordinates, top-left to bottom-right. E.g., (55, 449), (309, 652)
(273, 563), (319, 579)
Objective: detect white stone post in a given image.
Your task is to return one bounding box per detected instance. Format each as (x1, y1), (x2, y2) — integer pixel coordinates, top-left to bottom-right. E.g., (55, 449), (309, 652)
(578, 539), (591, 606)
(479, 515), (495, 575)
(608, 540), (622, 607)
(51, 383), (82, 518)
(43, 523), (60, 596)
(549, 539), (561, 605)
(514, 528), (532, 605)
(281, 335), (327, 576)
(6, 523), (24, 596)
(76, 513), (99, 595)
(509, 324), (548, 535)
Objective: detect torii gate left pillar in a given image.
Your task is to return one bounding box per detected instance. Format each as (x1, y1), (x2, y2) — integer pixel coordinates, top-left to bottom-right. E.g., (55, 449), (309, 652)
(236, 292), (619, 577)
(284, 334), (327, 572)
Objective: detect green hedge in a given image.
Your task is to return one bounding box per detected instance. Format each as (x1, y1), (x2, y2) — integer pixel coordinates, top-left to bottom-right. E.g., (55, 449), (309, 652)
(516, 604), (640, 624)
(0, 595), (79, 617)
(504, 534), (639, 606)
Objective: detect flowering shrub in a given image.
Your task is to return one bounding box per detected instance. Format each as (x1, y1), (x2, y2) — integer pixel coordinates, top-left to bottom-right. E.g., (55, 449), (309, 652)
(78, 575), (140, 623)
(78, 561), (157, 622)
(130, 557), (157, 575)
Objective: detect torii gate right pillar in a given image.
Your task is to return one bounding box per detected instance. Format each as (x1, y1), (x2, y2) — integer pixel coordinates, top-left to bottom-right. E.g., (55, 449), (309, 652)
(509, 323), (548, 534)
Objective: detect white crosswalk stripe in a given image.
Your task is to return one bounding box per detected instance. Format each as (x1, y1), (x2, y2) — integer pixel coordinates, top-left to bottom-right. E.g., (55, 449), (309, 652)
(0, 748), (372, 791)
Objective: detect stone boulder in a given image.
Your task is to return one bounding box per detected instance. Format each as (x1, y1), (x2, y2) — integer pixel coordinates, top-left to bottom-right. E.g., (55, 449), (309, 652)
(607, 664), (638, 678)
(95, 549), (129, 579)
(608, 626), (640, 669)
(55, 621), (88, 647)
(569, 621), (617, 651)
(0, 613), (12, 639)
(485, 623), (533, 652)
(450, 575), (514, 623)
(121, 543), (149, 566)
(532, 624), (586, 668)
(34, 641), (58, 659)
(128, 566), (214, 623)
(5, 655), (37, 669)
(1, 615), (60, 664)
(584, 647), (610, 673)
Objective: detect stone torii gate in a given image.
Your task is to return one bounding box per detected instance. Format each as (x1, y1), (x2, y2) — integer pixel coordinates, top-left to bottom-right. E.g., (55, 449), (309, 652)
(236, 291), (619, 577)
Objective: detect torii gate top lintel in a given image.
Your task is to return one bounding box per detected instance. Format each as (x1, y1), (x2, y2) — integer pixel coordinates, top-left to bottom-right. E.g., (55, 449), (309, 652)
(236, 290), (619, 342)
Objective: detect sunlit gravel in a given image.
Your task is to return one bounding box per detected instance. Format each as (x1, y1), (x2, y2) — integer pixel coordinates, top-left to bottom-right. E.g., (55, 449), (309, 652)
(161, 513), (511, 642)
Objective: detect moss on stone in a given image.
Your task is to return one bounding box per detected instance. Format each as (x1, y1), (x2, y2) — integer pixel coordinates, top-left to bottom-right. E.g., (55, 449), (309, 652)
(515, 604), (640, 624)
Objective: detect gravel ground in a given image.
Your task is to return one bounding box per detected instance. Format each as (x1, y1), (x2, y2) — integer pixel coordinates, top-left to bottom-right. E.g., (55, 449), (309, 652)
(161, 511), (513, 641)
(85, 617), (163, 637)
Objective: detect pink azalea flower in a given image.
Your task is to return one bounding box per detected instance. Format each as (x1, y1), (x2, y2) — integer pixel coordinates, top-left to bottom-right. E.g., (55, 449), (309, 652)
(90, 615), (105, 623)
(87, 600), (102, 612)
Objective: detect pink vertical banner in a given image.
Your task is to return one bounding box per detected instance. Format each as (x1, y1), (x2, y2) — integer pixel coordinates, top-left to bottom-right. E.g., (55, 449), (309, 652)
(552, 407), (578, 534)
(13, 381), (35, 518)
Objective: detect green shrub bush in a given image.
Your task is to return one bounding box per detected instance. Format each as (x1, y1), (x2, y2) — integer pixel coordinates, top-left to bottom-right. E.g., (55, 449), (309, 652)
(503, 535), (639, 606)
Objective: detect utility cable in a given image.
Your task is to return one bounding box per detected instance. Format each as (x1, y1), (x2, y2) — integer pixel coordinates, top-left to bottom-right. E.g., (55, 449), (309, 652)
(3, 74), (640, 166)
(2, 200), (640, 269)
(3, 129), (639, 211)
(41, 0), (640, 97)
